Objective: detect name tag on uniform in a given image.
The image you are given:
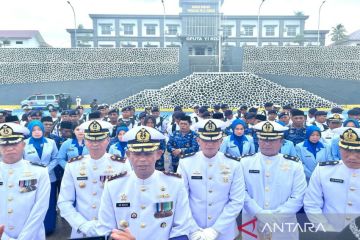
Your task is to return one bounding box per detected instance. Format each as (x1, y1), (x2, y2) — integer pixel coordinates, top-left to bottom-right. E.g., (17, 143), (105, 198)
(249, 170), (260, 174)
(67, 148), (74, 152)
(191, 176), (203, 180)
(27, 151), (36, 154)
(330, 178), (344, 183)
(116, 203), (130, 207)
(77, 177), (88, 181)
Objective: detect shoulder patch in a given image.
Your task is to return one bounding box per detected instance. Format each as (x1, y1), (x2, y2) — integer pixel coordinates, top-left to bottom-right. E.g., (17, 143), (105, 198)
(68, 155), (84, 163)
(110, 154), (126, 163)
(108, 171), (128, 181)
(162, 171), (182, 178)
(319, 161), (340, 166)
(224, 153), (241, 162)
(283, 154), (300, 162)
(180, 152), (196, 159)
(30, 162), (47, 168)
(242, 153), (256, 158)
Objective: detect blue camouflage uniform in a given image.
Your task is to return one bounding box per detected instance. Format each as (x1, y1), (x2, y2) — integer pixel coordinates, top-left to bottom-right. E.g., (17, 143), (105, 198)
(245, 128), (259, 152)
(284, 126), (307, 146)
(167, 130), (199, 172)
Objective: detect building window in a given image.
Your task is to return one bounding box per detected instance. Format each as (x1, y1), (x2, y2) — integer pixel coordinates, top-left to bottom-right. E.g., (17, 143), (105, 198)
(100, 24), (112, 35)
(223, 25), (233, 37)
(146, 25), (156, 35)
(189, 47), (193, 55)
(265, 26), (276, 36)
(286, 26), (298, 36)
(207, 47), (213, 55)
(99, 44), (114, 48)
(243, 26), (254, 36)
(123, 24), (134, 35)
(122, 43), (136, 48)
(167, 25), (178, 35)
(15, 41), (23, 45)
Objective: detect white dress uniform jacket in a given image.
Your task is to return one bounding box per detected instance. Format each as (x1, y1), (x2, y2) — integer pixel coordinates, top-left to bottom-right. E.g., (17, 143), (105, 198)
(304, 160), (360, 232)
(241, 152), (307, 240)
(0, 160), (50, 240)
(177, 151), (245, 240)
(96, 170), (193, 239)
(57, 153), (132, 238)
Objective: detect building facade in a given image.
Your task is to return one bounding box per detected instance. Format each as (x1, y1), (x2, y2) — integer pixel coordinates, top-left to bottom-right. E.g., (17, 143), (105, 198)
(67, 0), (328, 54)
(0, 30), (50, 48)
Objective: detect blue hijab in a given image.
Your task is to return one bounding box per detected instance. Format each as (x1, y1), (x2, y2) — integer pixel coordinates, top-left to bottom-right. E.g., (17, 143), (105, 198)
(303, 125), (324, 158)
(115, 126), (129, 157)
(28, 120), (47, 159)
(343, 118), (360, 128)
(230, 119), (248, 155)
(72, 138), (85, 156)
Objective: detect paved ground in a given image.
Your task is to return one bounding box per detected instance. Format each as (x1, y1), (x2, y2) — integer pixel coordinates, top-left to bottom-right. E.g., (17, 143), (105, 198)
(47, 215), (71, 240)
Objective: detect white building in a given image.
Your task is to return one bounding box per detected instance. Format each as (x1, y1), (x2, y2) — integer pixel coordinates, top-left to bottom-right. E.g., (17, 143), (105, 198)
(333, 29), (360, 46)
(0, 30), (51, 48)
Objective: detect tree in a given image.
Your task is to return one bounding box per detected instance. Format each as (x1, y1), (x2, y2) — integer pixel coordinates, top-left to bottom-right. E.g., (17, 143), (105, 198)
(330, 24), (348, 44)
(293, 34), (305, 46)
(294, 11), (305, 16)
(78, 24), (84, 29)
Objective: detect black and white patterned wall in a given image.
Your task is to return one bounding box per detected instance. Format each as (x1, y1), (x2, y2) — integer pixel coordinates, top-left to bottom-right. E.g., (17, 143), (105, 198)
(112, 72), (337, 109)
(243, 46), (360, 80)
(0, 48), (179, 84)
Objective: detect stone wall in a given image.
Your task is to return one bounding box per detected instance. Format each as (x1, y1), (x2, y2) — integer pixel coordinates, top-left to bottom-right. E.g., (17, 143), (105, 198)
(0, 48), (179, 84)
(243, 46), (360, 80)
(112, 72), (337, 109)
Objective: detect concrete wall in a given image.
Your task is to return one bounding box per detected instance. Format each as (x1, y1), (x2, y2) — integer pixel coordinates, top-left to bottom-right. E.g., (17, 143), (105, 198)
(243, 46), (360, 81)
(0, 48), (180, 84)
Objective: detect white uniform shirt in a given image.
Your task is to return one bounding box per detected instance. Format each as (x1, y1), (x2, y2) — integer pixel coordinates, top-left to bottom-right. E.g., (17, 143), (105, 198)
(241, 152), (307, 240)
(177, 151), (245, 240)
(321, 129), (338, 145)
(0, 159), (50, 240)
(57, 153), (132, 238)
(96, 170), (193, 240)
(304, 160), (360, 231)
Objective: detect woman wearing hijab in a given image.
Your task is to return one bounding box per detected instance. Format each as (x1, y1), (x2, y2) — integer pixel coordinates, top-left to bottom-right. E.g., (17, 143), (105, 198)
(56, 123), (89, 170)
(295, 125), (332, 182)
(331, 118), (360, 160)
(220, 119), (255, 157)
(24, 120), (58, 235)
(108, 126), (129, 157)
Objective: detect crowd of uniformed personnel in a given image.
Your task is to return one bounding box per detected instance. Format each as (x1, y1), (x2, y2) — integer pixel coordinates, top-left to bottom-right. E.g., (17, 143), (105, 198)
(0, 102), (360, 240)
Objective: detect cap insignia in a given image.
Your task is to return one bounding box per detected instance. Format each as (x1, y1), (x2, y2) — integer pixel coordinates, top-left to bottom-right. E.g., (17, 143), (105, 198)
(0, 124), (13, 137)
(262, 122), (274, 133)
(136, 128), (151, 143)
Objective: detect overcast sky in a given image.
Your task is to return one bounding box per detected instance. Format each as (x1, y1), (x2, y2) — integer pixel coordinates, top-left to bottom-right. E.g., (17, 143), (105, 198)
(0, 0), (358, 47)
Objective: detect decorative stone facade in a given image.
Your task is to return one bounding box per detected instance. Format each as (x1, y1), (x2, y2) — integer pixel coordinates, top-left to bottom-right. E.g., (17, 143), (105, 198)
(0, 48), (179, 84)
(243, 46), (360, 80)
(112, 72), (337, 109)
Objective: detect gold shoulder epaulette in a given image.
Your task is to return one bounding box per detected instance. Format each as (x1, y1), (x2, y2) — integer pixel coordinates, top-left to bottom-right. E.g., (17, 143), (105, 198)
(224, 153), (241, 162)
(162, 171), (182, 178)
(110, 154), (126, 163)
(283, 155), (300, 162)
(108, 171), (128, 181)
(180, 152), (196, 159)
(68, 155), (84, 163)
(319, 161), (340, 166)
